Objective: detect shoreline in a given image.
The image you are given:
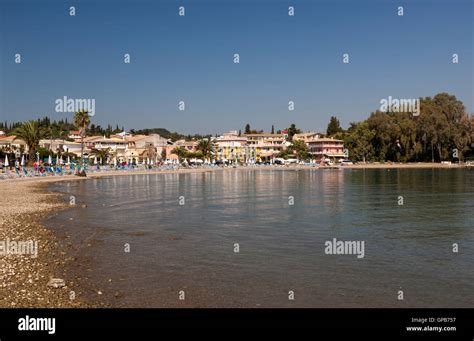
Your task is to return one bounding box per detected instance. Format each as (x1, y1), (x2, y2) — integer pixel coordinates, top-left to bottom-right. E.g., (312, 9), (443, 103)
(0, 181), (89, 307)
(0, 161), (469, 185)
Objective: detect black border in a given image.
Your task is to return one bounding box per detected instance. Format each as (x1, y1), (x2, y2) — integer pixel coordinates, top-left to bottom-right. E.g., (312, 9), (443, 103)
(0, 308), (472, 338)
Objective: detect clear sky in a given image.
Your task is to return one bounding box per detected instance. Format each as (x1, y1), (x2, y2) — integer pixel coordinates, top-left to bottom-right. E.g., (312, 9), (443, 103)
(0, 0), (472, 135)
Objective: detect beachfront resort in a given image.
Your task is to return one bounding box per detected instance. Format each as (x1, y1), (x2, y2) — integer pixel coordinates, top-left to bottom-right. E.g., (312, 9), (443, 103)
(0, 126), (346, 178)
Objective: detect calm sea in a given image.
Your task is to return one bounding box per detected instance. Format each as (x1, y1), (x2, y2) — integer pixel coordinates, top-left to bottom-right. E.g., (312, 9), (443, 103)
(47, 168), (474, 307)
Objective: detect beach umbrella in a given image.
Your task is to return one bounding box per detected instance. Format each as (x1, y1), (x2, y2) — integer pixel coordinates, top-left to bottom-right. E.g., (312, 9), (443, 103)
(20, 155), (25, 166)
(48, 155), (52, 165)
(4, 155), (9, 167)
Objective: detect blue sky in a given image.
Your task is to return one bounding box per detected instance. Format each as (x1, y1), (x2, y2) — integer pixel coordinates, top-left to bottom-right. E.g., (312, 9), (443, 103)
(0, 0), (472, 135)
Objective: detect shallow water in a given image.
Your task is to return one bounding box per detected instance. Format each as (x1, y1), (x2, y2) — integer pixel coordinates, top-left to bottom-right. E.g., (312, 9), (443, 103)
(46, 168), (474, 307)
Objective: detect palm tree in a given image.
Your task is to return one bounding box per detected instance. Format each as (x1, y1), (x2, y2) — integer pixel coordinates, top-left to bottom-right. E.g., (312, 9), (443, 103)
(171, 146), (187, 162)
(74, 110), (91, 167)
(13, 120), (43, 165)
(91, 148), (110, 165)
(197, 138), (215, 160)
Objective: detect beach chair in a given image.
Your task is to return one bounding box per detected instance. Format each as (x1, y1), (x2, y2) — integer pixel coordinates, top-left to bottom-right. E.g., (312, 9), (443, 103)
(22, 168), (33, 177)
(15, 168), (24, 177)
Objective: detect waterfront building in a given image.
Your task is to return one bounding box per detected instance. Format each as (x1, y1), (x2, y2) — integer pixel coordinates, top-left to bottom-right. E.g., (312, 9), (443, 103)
(214, 131), (250, 163)
(39, 139), (82, 157)
(83, 136), (128, 163)
(126, 134), (169, 164)
(294, 133), (345, 161)
(0, 136), (27, 157)
(243, 133), (286, 162)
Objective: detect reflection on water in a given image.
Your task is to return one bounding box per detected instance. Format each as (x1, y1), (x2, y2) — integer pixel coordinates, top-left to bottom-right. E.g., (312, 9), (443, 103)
(47, 169), (474, 307)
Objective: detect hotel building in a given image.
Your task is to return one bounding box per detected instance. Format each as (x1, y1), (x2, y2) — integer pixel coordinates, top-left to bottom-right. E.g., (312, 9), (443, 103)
(214, 131), (254, 163)
(293, 133), (345, 161)
(243, 133), (287, 162)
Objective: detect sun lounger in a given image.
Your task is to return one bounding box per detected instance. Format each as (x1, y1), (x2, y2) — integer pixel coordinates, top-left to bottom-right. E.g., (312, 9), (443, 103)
(15, 168), (24, 177)
(22, 168), (34, 177)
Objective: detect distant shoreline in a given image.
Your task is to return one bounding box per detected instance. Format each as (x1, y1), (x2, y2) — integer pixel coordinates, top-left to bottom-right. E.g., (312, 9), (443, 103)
(0, 162), (470, 185)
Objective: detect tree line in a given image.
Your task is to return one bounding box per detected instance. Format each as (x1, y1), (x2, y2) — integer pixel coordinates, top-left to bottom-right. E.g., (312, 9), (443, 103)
(327, 93), (474, 162)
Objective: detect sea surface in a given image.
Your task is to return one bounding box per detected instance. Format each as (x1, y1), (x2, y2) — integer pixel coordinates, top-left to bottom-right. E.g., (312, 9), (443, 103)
(46, 168), (474, 307)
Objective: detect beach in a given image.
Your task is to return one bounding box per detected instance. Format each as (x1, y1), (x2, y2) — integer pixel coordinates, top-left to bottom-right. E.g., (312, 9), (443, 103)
(0, 167), (221, 307)
(0, 162), (470, 308)
(0, 179), (87, 307)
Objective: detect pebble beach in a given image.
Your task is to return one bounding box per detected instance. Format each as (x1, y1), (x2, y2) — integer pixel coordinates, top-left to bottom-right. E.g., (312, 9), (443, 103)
(0, 179), (89, 307)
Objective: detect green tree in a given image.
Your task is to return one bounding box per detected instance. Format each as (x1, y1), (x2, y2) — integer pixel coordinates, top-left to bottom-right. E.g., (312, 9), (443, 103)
(245, 124), (251, 134)
(326, 116), (343, 136)
(196, 138), (215, 159)
(171, 147), (187, 162)
(287, 140), (309, 160)
(13, 120), (44, 165)
(91, 148), (111, 165)
(287, 123), (301, 141)
(452, 114), (471, 161)
(346, 121), (375, 163)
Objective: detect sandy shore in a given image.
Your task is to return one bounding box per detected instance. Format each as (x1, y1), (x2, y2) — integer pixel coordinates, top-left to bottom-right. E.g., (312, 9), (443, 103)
(0, 162), (468, 307)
